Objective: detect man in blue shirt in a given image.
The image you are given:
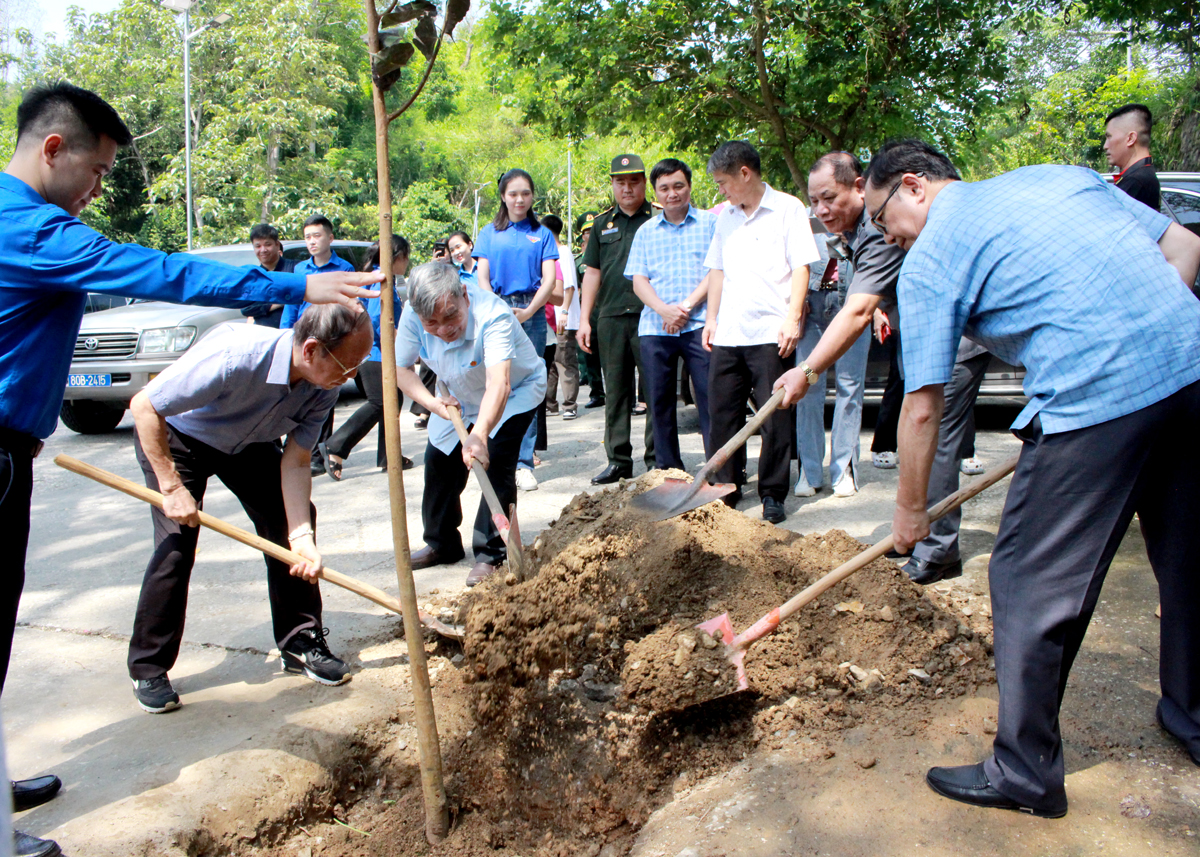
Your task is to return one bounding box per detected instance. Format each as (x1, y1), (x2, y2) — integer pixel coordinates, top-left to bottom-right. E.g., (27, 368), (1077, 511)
(862, 139), (1200, 818)
(129, 305), (372, 713)
(0, 83), (379, 849)
(394, 263), (546, 588)
(624, 158), (716, 471)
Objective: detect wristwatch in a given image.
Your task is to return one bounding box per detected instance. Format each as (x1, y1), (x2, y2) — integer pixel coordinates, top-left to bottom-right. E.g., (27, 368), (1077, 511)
(799, 362), (819, 385)
(680, 301), (693, 313)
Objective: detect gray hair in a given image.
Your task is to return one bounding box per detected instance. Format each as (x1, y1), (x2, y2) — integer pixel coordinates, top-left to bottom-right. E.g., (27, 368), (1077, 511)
(292, 303), (369, 351)
(408, 262), (466, 319)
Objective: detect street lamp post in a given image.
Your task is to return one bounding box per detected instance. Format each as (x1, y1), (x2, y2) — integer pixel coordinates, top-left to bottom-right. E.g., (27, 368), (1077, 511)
(160, 0), (232, 250)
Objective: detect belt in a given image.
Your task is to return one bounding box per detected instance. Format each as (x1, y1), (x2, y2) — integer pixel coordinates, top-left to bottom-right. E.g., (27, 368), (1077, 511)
(815, 281), (839, 291)
(0, 427), (44, 458)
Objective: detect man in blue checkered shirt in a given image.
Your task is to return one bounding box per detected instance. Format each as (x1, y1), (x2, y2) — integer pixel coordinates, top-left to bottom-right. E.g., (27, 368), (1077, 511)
(625, 158), (717, 470)
(862, 138), (1200, 819)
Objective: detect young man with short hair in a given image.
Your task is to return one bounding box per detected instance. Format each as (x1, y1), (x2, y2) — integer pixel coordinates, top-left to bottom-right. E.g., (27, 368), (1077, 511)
(1103, 103), (1160, 211)
(242, 223), (296, 328)
(702, 141), (819, 524)
(625, 157), (716, 470)
(0, 82), (378, 857)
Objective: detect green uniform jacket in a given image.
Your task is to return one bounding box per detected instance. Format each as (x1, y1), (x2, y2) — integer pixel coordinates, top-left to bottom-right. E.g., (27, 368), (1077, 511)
(582, 201), (654, 318)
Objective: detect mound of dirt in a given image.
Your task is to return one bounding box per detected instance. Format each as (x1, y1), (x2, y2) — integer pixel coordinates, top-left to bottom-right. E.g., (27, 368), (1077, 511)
(444, 471), (994, 853)
(251, 471), (996, 857)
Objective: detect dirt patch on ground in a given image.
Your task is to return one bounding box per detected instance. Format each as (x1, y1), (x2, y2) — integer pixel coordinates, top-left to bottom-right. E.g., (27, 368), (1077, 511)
(245, 471), (995, 856)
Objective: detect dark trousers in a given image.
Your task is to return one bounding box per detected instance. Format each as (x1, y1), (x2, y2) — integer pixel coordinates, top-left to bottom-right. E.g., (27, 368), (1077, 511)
(871, 331), (903, 453)
(597, 313), (655, 470)
(641, 329), (713, 471)
(537, 342), (556, 450)
(584, 316), (605, 397)
(421, 407), (535, 565)
(707, 343), (793, 501)
(130, 427), (323, 680)
(410, 363), (437, 417)
(983, 380), (1200, 810)
(912, 353), (989, 564)
(326, 360), (391, 468)
(0, 443), (34, 694)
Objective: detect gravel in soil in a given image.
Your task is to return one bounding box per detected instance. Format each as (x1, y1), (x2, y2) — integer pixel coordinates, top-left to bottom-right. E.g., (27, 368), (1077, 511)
(247, 471), (996, 856)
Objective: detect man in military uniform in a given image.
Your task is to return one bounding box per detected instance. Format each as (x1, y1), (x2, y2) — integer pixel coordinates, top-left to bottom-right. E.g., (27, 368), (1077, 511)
(579, 155), (656, 483)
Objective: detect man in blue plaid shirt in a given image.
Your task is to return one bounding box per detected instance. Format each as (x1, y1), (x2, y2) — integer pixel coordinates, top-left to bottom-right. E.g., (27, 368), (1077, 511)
(862, 139), (1200, 818)
(625, 158), (717, 470)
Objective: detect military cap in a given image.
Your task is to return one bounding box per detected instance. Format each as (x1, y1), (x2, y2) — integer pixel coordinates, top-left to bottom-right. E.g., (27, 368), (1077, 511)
(576, 211), (598, 233)
(609, 154), (645, 176)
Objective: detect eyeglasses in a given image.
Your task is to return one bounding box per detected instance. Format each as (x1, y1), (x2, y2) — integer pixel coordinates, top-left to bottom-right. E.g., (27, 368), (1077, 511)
(870, 171), (923, 233)
(322, 344), (369, 378)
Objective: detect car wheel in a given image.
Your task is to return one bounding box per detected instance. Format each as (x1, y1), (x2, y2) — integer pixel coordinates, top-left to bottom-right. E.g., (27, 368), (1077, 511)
(60, 400), (127, 434)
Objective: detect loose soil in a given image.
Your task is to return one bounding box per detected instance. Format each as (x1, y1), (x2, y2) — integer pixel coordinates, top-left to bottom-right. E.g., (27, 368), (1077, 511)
(247, 471), (997, 857)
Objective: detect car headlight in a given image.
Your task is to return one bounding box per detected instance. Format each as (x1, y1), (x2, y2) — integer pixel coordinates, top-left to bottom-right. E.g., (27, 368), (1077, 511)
(139, 326), (198, 354)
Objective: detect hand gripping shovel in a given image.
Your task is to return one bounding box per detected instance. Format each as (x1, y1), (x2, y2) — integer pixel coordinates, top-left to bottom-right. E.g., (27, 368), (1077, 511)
(54, 454), (464, 640)
(694, 454), (1018, 704)
(436, 382), (526, 581)
(632, 387), (787, 521)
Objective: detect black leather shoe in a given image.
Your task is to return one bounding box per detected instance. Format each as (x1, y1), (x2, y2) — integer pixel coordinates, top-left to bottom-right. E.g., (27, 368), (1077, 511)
(902, 556), (963, 585)
(885, 547), (911, 560)
(721, 489), (743, 509)
(12, 775), (61, 812)
(1156, 703), (1200, 766)
(591, 464), (631, 485)
(15, 831), (62, 857)
(926, 762), (1067, 818)
(762, 497), (786, 524)
(584, 396), (605, 409)
(410, 545), (463, 570)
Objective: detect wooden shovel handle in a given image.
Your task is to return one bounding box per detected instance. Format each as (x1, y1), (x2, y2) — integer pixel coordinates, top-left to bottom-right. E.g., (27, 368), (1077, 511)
(733, 454), (1020, 649)
(54, 454), (406, 617)
(695, 387), (786, 484)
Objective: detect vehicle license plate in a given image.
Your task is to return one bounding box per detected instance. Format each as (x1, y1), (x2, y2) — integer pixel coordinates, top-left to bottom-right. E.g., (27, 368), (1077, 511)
(67, 374), (112, 387)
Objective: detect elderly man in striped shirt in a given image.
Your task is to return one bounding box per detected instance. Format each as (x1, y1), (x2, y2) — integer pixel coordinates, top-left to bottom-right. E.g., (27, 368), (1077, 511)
(624, 158), (717, 471)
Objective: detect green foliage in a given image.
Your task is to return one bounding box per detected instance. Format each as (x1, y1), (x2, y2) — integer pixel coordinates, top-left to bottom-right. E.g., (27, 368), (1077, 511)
(396, 178), (470, 259)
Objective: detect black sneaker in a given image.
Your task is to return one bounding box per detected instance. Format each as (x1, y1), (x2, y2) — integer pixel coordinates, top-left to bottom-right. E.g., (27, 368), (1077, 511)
(133, 675), (181, 713)
(281, 628), (351, 686)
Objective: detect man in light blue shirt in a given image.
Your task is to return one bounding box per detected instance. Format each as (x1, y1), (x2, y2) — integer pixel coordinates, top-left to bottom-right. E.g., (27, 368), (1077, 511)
(128, 306), (373, 713)
(279, 214), (358, 329)
(862, 139), (1200, 819)
(395, 263), (546, 587)
(0, 84), (379, 850)
(625, 158), (716, 470)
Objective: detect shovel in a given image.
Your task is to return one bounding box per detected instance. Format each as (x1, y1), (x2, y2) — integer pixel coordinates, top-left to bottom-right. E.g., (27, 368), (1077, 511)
(694, 454), (1019, 703)
(435, 382), (527, 581)
(632, 387), (787, 521)
(54, 454), (464, 641)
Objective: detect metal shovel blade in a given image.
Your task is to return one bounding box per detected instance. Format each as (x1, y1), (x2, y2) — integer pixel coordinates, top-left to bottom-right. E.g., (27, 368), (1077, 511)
(631, 478), (737, 521)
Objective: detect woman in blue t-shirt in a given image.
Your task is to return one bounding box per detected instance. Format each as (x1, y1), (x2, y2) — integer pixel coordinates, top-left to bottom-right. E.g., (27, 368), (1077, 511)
(473, 168), (559, 489)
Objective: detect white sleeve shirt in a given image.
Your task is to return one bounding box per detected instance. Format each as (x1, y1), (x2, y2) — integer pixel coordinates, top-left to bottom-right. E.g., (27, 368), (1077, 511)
(703, 184), (820, 347)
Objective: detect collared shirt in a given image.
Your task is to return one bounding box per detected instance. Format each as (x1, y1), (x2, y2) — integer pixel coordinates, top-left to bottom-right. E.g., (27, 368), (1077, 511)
(0, 173), (307, 439)
(703, 184), (819, 347)
(395, 284), (547, 455)
(457, 265), (479, 289)
(147, 325), (338, 455)
(624, 205), (716, 337)
(582, 200), (654, 317)
(1115, 157), (1161, 212)
(279, 251), (356, 329)
(472, 219), (558, 297)
(842, 205), (904, 320)
(899, 165), (1200, 434)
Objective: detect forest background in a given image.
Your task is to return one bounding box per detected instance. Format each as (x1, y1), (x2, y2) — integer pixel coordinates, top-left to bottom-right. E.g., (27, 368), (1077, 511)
(0, 0), (1196, 258)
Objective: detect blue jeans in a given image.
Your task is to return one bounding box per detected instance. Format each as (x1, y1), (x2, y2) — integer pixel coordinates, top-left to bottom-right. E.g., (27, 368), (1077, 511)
(500, 292), (546, 472)
(795, 289), (871, 489)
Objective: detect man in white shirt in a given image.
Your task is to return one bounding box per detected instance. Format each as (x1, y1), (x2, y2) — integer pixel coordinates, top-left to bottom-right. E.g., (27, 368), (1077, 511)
(702, 141), (820, 524)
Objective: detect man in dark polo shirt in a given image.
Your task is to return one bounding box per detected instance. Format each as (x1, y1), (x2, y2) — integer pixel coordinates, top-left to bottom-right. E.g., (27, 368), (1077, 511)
(241, 223), (297, 328)
(578, 154), (656, 483)
(1104, 103), (1160, 212)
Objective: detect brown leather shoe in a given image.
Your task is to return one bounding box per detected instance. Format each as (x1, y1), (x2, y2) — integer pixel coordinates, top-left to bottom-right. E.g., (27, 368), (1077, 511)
(465, 562), (497, 587)
(411, 545), (462, 570)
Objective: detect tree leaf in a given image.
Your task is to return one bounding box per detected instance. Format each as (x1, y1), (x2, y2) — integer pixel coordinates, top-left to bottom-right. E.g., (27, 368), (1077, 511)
(380, 1), (436, 27)
(443, 0), (470, 38)
(412, 15), (438, 60)
(373, 41), (415, 91)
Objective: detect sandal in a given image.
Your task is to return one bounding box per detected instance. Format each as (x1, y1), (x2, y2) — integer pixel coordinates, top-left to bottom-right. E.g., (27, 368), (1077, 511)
(414, 415), (428, 429)
(318, 442), (342, 481)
